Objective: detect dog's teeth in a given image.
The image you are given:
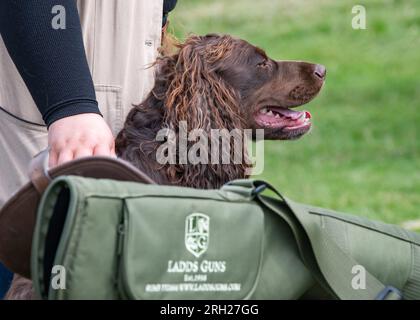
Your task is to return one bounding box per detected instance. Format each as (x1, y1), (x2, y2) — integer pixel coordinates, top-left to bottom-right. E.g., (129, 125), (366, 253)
(260, 108), (268, 114)
(267, 110), (274, 116)
(275, 114), (280, 118)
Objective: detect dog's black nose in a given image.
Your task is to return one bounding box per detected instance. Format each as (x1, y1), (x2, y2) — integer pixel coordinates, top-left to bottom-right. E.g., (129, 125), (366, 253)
(314, 64), (326, 80)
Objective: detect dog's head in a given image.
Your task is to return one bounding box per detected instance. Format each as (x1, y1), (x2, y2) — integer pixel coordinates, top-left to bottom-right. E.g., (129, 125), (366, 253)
(116, 34), (327, 187)
(160, 34), (326, 140)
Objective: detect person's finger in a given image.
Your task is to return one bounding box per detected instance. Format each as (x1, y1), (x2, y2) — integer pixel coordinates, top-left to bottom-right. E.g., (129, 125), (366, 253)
(56, 149), (74, 166)
(49, 149), (58, 168)
(73, 147), (94, 160)
(93, 144), (113, 157)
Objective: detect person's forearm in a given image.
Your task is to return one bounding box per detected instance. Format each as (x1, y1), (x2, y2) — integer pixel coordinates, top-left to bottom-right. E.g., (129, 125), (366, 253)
(0, 0), (100, 127)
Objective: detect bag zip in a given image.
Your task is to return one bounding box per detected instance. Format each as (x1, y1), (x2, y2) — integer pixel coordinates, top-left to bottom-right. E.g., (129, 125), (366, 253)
(115, 204), (128, 299)
(116, 201), (140, 299)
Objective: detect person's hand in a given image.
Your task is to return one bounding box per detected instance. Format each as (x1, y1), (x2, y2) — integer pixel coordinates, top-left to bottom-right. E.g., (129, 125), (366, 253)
(48, 113), (116, 167)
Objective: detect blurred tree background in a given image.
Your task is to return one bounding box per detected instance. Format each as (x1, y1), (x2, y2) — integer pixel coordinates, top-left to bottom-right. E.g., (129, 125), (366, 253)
(171, 0), (419, 226)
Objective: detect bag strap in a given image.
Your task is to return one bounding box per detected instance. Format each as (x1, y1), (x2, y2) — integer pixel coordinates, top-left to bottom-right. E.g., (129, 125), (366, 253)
(222, 180), (403, 300)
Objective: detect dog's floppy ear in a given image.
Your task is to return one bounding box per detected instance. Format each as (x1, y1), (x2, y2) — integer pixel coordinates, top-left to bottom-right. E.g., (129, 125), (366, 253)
(163, 34), (244, 132)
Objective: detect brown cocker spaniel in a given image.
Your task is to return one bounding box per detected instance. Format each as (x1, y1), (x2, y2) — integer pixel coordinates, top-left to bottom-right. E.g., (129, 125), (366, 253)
(116, 34), (326, 188)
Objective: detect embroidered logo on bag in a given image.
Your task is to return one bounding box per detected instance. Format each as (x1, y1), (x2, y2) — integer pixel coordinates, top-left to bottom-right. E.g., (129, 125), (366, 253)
(185, 213), (210, 258)
(144, 213), (243, 293)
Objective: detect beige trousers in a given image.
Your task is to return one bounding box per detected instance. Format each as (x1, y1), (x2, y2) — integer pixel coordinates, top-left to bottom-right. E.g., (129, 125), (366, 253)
(0, 0), (163, 207)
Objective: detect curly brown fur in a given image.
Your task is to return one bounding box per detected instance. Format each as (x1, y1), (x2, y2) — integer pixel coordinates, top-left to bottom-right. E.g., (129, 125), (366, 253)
(116, 35), (249, 188)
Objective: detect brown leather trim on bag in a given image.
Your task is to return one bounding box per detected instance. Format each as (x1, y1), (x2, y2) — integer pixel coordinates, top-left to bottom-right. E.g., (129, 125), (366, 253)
(0, 149), (154, 278)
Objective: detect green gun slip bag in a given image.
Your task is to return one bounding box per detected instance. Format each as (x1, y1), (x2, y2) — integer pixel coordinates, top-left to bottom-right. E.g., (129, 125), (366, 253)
(31, 176), (420, 300)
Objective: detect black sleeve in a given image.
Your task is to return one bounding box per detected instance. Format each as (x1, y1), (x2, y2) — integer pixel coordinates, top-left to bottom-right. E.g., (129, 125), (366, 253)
(163, 0), (178, 26)
(0, 0), (100, 127)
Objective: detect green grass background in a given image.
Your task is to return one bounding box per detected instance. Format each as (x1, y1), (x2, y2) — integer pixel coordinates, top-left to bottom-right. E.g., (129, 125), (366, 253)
(171, 0), (419, 226)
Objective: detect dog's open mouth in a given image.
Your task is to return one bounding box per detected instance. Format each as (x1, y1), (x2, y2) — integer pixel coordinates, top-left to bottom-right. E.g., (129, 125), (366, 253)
(255, 106), (312, 132)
